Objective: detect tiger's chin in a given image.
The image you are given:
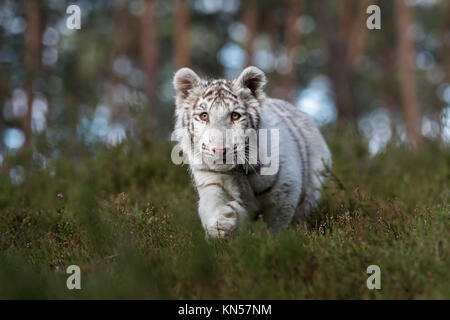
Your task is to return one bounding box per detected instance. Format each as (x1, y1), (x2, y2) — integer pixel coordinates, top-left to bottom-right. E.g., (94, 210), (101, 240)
(205, 162), (237, 172)
(200, 157), (236, 172)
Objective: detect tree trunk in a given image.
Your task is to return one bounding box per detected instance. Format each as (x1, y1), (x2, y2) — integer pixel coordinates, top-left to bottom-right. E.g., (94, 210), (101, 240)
(110, 0), (131, 128)
(317, 0), (356, 121)
(0, 70), (7, 150)
(140, 0), (159, 134)
(242, 0), (258, 66)
(395, 0), (422, 150)
(24, 0), (42, 146)
(173, 0), (191, 69)
(346, 0), (372, 71)
(433, 0), (450, 141)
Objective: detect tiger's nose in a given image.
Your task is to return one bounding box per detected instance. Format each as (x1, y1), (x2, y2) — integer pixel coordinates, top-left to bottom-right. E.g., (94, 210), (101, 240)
(212, 147), (227, 156)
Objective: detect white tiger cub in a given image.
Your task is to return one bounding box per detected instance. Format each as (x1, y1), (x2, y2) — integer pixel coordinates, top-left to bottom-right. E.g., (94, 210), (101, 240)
(172, 66), (331, 239)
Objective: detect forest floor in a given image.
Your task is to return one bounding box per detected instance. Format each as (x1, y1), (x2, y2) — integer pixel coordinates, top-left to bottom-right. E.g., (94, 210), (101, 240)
(0, 127), (448, 299)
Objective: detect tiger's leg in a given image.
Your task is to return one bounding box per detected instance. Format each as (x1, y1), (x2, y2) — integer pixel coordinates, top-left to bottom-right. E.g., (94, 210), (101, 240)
(192, 169), (249, 239)
(261, 186), (300, 233)
(294, 142), (332, 224)
(256, 164), (303, 233)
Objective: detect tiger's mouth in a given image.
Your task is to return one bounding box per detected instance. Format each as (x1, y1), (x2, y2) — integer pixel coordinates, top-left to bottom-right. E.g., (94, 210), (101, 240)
(201, 152), (237, 171)
(200, 144), (244, 171)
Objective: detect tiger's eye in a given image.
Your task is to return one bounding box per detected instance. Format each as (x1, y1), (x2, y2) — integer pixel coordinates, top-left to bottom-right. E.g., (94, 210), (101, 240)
(200, 112), (208, 121)
(231, 112), (241, 120)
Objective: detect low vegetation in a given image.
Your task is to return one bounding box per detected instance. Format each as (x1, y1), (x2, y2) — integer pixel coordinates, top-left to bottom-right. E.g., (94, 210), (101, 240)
(0, 127), (448, 299)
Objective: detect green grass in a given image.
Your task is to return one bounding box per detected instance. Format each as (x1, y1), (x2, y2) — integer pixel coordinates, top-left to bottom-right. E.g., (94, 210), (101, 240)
(0, 128), (448, 299)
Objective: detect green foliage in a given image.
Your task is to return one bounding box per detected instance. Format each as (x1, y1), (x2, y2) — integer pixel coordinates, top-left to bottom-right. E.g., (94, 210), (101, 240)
(0, 130), (448, 299)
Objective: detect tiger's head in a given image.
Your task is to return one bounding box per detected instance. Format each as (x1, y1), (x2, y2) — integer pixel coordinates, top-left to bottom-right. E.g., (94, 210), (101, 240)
(173, 66), (266, 172)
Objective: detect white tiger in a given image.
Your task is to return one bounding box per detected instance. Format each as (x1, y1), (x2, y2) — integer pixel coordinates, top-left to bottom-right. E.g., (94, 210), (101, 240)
(172, 66), (332, 239)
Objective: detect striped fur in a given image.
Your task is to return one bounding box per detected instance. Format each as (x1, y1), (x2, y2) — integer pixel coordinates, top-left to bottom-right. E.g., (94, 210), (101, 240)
(173, 67), (332, 238)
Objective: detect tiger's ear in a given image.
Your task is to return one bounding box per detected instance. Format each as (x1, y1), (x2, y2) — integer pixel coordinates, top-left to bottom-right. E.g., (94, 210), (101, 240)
(173, 68), (200, 99)
(234, 66), (266, 100)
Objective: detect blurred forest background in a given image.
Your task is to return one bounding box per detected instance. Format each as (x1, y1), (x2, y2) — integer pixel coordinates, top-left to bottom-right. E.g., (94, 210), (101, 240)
(0, 0), (449, 165)
(0, 0), (449, 299)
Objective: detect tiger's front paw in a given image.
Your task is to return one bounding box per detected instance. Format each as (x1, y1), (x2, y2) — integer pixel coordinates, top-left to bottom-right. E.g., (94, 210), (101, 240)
(204, 204), (240, 239)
